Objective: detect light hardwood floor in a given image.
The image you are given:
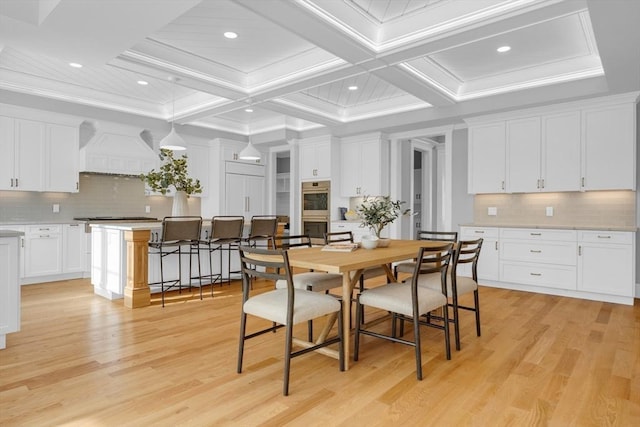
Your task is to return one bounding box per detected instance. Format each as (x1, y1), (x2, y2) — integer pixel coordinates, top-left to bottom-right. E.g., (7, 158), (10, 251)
(1, 277), (638, 426)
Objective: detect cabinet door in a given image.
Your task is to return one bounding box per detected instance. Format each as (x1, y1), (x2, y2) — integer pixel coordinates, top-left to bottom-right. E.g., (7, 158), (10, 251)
(0, 117), (16, 190)
(225, 173), (265, 222)
(477, 238), (500, 281)
(360, 140), (383, 196)
(468, 123), (506, 194)
(300, 142), (330, 180)
(63, 224), (84, 273)
(25, 233), (62, 277)
(582, 104), (635, 190)
(541, 111), (581, 192)
(45, 124), (79, 192)
(0, 237), (20, 343)
(314, 142), (331, 179)
(578, 243), (633, 297)
(507, 117), (540, 193)
(15, 119), (44, 191)
(340, 143), (360, 196)
(244, 175), (265, 220)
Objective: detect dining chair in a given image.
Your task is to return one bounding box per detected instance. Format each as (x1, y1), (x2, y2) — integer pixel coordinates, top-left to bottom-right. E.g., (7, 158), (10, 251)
(273, 234), (343, 341)
(199, 216), (244, 296)
(417, 238), (483, 350)
(148, 216), (203, 307)
(354, 242), (454, 380)
(394, 230), (458, 279)
(237, 245), (344, 396)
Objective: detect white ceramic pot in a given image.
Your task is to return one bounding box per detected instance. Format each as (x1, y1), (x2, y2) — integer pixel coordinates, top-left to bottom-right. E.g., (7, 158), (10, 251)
(360, 235), (379, 250)
(172, 190), (189, 216)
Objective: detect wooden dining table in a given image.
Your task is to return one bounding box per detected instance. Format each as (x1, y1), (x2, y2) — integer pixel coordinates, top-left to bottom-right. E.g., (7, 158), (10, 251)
(285, 239), (451, 370)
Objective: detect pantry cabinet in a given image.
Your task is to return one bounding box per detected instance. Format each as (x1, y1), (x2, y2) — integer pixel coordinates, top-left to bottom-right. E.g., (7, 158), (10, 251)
(225, 162), (265, 222)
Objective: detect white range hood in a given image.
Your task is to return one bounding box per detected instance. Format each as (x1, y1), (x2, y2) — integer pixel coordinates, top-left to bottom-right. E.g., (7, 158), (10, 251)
(79, 120), (158, 176)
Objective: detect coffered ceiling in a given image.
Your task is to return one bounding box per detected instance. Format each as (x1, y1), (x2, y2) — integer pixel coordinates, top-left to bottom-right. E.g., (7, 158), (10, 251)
(0, 0), (638, 139)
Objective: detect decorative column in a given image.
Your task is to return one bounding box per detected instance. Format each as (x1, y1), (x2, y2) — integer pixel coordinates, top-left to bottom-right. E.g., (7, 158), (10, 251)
(124, 229), (151, 308)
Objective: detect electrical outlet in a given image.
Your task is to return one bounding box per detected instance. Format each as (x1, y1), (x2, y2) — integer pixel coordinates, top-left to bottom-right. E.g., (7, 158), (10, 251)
(546, 206), (554, 217)
(52, 204), (60, 213)
(487, 207), (497, 216)
(145, 205), (151, 213)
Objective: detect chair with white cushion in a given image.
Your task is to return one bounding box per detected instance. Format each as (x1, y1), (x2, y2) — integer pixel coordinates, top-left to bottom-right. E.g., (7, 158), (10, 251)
(354, 242), (454, 380)
(417, 238), (483, 351)
(394, 230), (458, 279)
(237, 245), (344, 396)
(273, 234), (343, 341)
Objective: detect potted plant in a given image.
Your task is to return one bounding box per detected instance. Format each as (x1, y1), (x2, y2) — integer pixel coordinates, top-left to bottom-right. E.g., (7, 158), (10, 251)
(140, 148), (202, 215)
(356, 195), (411, 246)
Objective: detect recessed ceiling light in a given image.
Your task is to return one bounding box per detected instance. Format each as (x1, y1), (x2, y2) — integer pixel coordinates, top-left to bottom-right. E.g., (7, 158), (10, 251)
(245, 108), (253, 113)
(497, 46), (511, 53)
(348, 85), (358, 91)
(224, 32), (238, 39)
(137, 80), (149, 86)
(69, 62), (83, 68)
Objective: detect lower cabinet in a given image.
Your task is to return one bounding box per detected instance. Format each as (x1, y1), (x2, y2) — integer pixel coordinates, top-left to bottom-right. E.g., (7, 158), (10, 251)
(458, 226), (635, 305)
(0, 234), (21, 349)
(24, 225), (63, 278)
(577, 231), (634, 297)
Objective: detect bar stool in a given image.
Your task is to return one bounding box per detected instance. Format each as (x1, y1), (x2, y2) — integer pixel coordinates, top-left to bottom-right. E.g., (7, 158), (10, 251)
(149, 216), (203, 307)
(199, 216), (244, 296)
(245, 215), (278, 249)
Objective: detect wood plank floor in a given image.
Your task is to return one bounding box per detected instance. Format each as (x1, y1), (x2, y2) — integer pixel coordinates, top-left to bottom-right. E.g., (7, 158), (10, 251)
(1, 278), (639, 426)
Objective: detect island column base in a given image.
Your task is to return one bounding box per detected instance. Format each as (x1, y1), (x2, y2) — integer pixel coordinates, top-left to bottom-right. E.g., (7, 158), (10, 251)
(124, 229), (151, 308)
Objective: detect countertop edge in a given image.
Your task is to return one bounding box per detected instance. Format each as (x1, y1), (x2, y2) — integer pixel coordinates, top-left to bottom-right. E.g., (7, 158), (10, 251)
(459, 224), (638, 232)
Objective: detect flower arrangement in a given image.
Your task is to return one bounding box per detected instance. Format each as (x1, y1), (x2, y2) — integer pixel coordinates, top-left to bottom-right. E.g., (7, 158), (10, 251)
(139, 148), (202, 196)
(356, 195), (411, 238)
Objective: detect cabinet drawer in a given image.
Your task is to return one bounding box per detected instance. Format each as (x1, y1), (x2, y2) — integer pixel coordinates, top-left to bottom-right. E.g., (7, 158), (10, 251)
(501, 240), (576, 265)
(500, 228), (576, 242)
(578, 231), (633, 244)
(26, 225), (61, 235)
(501, 261), (576, 290)
(460, 227), (499, 239)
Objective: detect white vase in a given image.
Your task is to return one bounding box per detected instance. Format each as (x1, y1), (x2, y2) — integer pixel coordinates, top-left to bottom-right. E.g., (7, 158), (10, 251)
(172, 190), (189, 216)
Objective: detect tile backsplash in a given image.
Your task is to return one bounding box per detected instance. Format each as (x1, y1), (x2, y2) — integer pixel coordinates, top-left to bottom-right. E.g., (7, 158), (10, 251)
(0, 174), (201, 223)
(474, 191), (636, 228)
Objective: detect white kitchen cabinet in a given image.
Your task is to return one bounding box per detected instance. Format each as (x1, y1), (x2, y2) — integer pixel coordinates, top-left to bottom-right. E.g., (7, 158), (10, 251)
(0, 226), (25, 279)
(44, 123), (79, 192)
(0, 117), (44, 191)
(577, 231), (634, 297)
(507, 117), (541, 193)
(299, 140), (331, 180)
(24, 225), (63, 278)
(581, 103), (636, 191)
(340, 137), (389, 197)
(63, 224), (85, 274)
(459, 227), (500, 281)
(0, 233), (21, 349)
(225, 162), (265, 222)
(541, 111), (581, 192)
(467, 122), (506, 194)
(331, 221), (370, 242)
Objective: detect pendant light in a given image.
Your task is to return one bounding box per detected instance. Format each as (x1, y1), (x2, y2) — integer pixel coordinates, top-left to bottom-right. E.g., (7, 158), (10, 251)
(239, 111), (261, 160)
(159, 76), (186, 151)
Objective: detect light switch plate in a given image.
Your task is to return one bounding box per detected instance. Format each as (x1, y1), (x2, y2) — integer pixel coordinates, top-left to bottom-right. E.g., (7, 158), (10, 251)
(52, 204), (60, 213)
(488, 207), (497, 216)
(546, 206), (553, 217)
(145, 205), (151, 213)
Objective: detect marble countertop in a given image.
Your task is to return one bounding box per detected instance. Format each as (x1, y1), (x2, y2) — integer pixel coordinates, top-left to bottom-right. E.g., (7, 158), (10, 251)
(460, 223), (638, 232)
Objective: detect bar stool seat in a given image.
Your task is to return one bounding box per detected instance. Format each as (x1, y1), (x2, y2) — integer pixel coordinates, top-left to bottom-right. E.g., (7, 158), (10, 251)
(199, 216), (244, 296)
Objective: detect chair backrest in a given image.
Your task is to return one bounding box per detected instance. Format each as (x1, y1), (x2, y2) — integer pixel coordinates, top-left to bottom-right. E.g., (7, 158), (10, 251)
(416, 230), (458, 243)
(453, 238), (483, 280)
(411, 242), (454, 294)
(160, 216), (202, 243)
(249, 216), (278, 238)
(211, 216), (244, 241)
(274, 234), (312, 250)
(323, 231), (354, 244)
(238, 245), (295, 302)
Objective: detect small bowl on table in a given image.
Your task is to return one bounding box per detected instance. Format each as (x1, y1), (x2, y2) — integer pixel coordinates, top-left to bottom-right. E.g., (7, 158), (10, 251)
(360, 235), (379, 250)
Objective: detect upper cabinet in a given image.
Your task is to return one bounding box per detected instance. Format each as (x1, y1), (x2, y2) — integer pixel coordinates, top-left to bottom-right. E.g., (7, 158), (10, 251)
(467, 93), (637, 194)
(467, 122), (506, 194)
(299, 140), (331, 181)
(581, 103), (636, 191)
(340, 134), (389, 197)
(0, 114), (80, 193)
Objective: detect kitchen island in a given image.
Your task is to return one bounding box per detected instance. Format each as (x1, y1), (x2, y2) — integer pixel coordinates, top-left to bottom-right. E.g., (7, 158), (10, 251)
(1, 230), (23, 348)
